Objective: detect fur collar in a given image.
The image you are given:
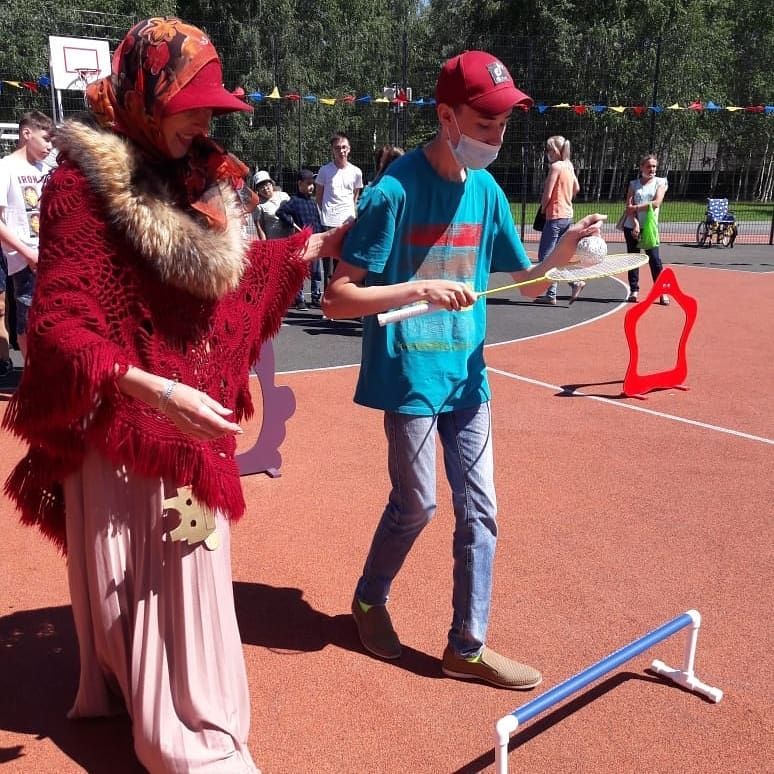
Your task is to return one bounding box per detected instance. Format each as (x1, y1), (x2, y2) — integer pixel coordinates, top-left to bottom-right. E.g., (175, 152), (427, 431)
(54, 120), (247, 299)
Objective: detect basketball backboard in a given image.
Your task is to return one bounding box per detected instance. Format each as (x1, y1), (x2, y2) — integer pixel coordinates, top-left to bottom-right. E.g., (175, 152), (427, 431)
(49, 36), (111, 91)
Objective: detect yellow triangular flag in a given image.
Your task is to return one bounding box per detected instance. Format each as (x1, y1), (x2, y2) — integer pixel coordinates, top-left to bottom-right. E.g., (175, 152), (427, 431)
(319, 98), (336, 106)
(373, 97), (389, 103)
(726, 106), (743, 112)
(4, 80), (22, 88)
(667, 103), (684, 110)
(552, 102), (570, 109)
(267, 86), (280, 100)
(609, 106), (626, 113)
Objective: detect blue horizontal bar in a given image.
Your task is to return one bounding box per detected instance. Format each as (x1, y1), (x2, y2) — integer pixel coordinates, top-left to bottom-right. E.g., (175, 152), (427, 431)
(513, 612), (693, 726)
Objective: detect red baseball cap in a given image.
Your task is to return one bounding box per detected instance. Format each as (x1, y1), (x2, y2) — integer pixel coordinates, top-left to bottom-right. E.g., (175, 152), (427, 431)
(164, 60), (252, 116)
(435, 51), (533, 115)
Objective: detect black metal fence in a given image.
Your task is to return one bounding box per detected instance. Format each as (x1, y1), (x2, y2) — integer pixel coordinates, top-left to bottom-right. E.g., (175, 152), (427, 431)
(2, 10), (773, 244)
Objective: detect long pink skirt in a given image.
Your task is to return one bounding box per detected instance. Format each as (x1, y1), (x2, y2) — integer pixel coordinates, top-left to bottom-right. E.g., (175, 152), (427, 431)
(64, 451), (258, 773)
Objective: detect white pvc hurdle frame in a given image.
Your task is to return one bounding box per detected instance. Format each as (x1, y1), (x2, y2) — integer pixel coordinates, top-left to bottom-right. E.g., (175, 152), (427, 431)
(494, 610), (722, 774)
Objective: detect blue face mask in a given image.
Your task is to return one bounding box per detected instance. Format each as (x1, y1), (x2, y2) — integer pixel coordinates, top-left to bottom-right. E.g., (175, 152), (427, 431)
(447, 113), (501, 170)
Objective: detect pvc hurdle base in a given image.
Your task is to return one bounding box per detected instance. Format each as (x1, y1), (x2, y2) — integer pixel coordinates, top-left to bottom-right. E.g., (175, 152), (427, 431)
(494, 610), (722, 774)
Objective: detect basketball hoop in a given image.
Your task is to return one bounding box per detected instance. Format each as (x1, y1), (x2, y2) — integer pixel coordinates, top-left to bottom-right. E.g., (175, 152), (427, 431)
(49, 35), (111, 123)
(61, 68), (100, 92)
(75, 68), (100, 88)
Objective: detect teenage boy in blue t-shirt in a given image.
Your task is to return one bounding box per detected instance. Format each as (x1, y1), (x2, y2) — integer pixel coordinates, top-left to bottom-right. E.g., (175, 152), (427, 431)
(323, 51), (605, 689)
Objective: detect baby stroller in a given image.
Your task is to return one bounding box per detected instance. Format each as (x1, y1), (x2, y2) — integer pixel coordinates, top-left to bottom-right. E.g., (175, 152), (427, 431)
(696, 198), (738, 248)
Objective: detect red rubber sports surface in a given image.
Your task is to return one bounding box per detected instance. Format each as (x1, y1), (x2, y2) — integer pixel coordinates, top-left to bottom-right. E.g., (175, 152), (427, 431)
(1, 264), (771, 773)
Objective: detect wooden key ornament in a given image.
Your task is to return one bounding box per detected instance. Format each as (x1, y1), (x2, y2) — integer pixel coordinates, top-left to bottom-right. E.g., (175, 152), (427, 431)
(164, 487), (220, 551)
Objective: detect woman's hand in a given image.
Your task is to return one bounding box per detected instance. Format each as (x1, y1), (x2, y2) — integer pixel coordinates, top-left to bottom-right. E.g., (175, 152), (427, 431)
(117, 367), (243, 441)
(160, 382), (243, 441)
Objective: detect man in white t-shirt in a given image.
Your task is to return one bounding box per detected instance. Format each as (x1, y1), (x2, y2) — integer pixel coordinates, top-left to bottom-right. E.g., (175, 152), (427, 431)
(315, 132), (363, 289)
(0, 110), (54, 359)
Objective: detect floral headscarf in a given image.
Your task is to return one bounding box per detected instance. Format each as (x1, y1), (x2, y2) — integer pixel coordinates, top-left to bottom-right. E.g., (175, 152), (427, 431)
(86, 17), (257, 229)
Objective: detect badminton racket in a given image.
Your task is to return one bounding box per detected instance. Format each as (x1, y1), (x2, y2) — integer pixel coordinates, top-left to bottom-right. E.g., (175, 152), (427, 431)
(376, 253), (648, 326)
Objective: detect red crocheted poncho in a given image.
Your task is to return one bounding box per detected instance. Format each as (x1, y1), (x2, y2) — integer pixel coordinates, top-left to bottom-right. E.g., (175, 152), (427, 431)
(3, 129), (308, 552)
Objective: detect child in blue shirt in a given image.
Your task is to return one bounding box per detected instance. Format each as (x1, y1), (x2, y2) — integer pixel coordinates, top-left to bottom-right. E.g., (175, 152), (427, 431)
(324, 50), (605, 689)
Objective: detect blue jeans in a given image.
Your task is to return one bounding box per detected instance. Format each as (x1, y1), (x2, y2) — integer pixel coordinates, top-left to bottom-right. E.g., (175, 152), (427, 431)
(356, 402), (498, 658)
(294, 259), (322, 304)
(537, 218), (572, 299)
(624, 227), (662, 292)
(10, 266), (35, 335)
(310, 259), (322, 301)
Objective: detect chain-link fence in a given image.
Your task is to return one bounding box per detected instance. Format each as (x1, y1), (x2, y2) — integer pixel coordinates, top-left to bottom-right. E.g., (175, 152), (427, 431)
(2, 9), (772, 244)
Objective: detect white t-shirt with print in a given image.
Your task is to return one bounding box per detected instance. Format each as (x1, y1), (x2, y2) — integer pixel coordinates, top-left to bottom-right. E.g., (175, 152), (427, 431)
(316, 161), (363, 227)
(0, 152), (47, 275)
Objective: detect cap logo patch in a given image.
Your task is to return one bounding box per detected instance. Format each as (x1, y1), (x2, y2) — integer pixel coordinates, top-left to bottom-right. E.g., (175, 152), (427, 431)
(487, 61), (510, 85)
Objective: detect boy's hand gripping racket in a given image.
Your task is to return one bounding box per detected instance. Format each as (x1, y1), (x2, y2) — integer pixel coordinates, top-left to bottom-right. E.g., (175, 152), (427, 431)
(376, 252), (648, 326)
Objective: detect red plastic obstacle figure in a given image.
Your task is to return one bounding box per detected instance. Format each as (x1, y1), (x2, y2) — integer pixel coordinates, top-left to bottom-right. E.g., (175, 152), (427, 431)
(622, 268), (698, 398)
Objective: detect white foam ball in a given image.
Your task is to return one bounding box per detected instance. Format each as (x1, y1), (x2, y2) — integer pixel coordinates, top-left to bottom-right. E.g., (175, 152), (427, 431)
(575, 235), (608, 266)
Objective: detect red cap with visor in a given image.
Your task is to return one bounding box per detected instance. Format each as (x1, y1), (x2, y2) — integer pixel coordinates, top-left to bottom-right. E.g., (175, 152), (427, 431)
(435, 51), (533, 115)
(165, 59), (252, 116)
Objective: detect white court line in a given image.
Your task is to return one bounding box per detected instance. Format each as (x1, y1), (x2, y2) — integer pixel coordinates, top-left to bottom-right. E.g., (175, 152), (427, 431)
(487, 277), (630, 347)
(488, 367), (774, 446)
(277, 363), (358, 376)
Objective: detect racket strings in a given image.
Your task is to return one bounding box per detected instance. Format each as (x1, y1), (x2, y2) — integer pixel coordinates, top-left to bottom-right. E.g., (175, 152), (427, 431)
(545, 253), (648, 282)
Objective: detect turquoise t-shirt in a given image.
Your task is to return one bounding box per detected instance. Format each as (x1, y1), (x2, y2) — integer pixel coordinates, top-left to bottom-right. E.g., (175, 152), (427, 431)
(343, 148), (530, 415)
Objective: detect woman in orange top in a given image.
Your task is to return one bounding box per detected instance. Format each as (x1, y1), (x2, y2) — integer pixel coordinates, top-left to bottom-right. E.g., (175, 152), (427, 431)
(534, 135), (583, 304)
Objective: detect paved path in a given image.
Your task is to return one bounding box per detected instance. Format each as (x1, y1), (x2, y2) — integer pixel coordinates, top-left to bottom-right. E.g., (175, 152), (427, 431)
(272, 243), (773, 373)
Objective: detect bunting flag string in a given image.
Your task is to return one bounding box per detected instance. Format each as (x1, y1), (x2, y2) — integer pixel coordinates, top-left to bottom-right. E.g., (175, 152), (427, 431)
(1, 73), (772, 115)
(241, 92), (773, 114)
(0, 75), (51, 94)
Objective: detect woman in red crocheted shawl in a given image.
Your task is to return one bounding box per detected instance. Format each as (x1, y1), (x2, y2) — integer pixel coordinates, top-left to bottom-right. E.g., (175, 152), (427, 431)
(3, 17), (349, 773)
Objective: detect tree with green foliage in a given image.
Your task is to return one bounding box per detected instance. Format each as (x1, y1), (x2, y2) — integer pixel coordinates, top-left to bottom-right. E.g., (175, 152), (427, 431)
(1, 1), (771, 201)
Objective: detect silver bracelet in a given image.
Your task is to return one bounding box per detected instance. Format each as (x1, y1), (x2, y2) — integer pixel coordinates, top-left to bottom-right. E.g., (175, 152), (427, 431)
(158, 379), (178, 413)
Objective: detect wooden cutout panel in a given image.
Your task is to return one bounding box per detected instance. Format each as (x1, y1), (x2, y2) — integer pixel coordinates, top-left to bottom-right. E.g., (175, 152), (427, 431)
(236, 341), (296, 477)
